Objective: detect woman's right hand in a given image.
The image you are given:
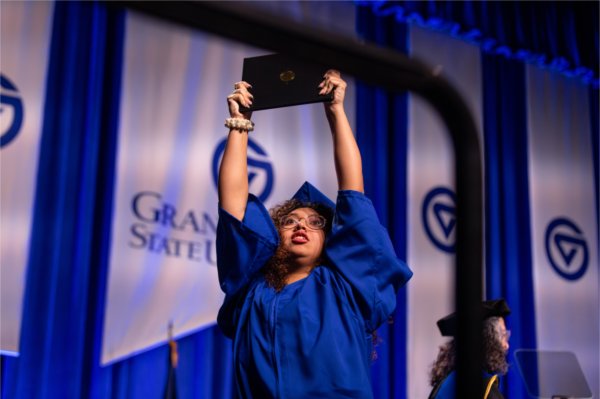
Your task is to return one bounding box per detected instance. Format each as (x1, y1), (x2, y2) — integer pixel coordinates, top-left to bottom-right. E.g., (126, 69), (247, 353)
(227, 81), (254, 119)
(219, 81), (254, 220)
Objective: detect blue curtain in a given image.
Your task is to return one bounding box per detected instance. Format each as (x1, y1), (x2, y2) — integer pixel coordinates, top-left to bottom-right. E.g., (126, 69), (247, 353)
(355, 1), (598, 88)
(0, 2), (236, 399)
(1, 2), (126, 397)
(356, 1), (598, 399)
(481, 53), (536, 399)
(356, 9), (410, 399)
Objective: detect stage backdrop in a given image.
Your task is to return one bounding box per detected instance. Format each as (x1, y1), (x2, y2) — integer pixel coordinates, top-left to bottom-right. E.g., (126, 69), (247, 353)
(101, 10), (352, 364)
(527, 66), (599, 397)
(0, 1), (53, 355)
(1, 2), (597, 399)
(406, 25), (484, 398)
(404, 24), (599, 399)
(402, 22), (599, 399)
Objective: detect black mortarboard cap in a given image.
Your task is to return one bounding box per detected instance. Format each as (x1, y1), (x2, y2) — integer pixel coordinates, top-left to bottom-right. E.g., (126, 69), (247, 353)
(241, 53), (334, 111)
(436, 299), (511, 337)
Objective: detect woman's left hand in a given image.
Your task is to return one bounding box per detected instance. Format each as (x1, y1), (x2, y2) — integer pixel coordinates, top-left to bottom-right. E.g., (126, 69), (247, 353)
(319, 69), (346, 112)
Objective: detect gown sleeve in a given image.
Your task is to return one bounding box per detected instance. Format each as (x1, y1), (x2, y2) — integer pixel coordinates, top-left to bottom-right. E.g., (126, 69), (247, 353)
(429, 372), (456, 399)
(216, 194), (279, 337)
(216, 193), (279, 296)
(325, 190), (413, 331)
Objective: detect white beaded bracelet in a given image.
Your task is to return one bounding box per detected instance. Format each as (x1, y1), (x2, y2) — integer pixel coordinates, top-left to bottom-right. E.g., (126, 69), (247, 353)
(225, 117), (254, 132)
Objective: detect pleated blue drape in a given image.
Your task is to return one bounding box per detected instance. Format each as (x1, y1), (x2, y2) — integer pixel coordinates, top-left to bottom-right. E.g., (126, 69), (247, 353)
(2, 2), (126, 398)
(0, 2), (236, 399)
(482, 54), (537, 399)
(355, 9), (410, 399)
(355, 0), (598, 87)
(356, 2), (597, 399)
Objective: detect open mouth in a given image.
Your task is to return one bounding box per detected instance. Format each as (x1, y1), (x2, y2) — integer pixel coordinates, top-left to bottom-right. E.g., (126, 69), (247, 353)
(291, 232), (309, 244)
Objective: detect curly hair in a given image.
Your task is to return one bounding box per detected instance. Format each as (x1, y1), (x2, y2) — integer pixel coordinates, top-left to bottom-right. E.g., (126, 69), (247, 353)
(429, 317), (509, 386)
(483, 317), (509, 375)
(263, 199), (334, 292)
(429, 339), (456, 387)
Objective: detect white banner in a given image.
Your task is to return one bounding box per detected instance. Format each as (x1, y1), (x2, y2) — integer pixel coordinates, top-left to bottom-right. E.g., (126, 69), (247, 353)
(407, 26), (483, 398)
(101, 11), (348, 364)
(527, 67), (599, 397)
(0, 1), (53, 355)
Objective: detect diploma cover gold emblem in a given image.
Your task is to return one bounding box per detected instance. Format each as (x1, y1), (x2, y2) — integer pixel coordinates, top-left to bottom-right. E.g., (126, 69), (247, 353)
(279, 70), (296, 83)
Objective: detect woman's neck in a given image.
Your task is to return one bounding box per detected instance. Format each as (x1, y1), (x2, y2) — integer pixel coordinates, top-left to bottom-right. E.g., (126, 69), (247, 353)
(284, 261), (316, 285)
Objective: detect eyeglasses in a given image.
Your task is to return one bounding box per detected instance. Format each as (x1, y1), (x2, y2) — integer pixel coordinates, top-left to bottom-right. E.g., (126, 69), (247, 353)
(500, 329), (511, 341)
(280, 214), (326, 230)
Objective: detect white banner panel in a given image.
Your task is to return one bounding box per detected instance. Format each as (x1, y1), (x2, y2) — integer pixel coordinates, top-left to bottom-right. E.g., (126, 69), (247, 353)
(407, 26), (483, 398)
(0, 1), (53, 355)
(101, 12), (349, 364)
(527, 67), (599, 397)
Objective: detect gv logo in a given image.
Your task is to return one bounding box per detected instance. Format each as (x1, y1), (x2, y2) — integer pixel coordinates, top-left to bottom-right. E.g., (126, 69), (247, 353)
(422, 186), (456, 253)
(1, 74), (24, 148)
(212, 137), (274, 203)
(545, 217), (588, 281)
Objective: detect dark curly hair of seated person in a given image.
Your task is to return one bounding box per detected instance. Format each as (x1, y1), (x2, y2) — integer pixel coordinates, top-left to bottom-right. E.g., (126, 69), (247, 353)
(429, 316), (510, 387)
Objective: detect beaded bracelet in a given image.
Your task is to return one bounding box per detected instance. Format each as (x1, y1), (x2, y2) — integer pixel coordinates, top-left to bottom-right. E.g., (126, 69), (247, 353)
(224, 117), (254, 132)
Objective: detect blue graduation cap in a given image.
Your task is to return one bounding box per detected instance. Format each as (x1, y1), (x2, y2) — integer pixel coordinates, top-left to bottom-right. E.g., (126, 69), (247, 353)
(291, 181), (335, 210)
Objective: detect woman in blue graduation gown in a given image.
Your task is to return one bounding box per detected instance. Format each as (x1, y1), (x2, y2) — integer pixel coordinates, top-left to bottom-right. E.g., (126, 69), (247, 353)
(216, 71), (412, 399)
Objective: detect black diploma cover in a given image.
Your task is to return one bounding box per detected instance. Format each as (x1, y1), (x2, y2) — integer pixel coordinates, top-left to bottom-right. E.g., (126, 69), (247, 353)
(241, 53), (334, 111)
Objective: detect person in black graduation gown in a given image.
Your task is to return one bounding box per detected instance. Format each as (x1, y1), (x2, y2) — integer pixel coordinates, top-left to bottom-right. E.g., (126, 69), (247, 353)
(428, 299), (511, 399)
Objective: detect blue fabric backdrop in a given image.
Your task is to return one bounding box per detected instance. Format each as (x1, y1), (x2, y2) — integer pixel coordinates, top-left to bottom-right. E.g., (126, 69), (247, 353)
(0, 3), (237, 398)
(1, 2), (129, 397)
(356, 1), (598, 398)
(1, 1), (597, 398)
(356, 8), (410, 399)
(355, 0), (598, 87)
(481, 53), (536, 399)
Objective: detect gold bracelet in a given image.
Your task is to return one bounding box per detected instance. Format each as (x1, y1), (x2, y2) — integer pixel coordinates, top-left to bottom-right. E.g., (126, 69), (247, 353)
(224, 117), (254, 132)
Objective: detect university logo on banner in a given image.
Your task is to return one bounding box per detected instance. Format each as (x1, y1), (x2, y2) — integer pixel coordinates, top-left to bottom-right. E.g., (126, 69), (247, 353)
(212, 137), (275, 203)
(1, 75), (24, 148)
(0, 1), (53, 355)
(101, 11), (340, 364)
(527, 66), (599, 397)
(544, 217), (589, 281)
(422, 186), (457, 253)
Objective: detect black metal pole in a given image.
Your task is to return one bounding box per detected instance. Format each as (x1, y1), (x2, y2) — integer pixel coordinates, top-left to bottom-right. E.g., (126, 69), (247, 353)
(116, 1), (483, 396)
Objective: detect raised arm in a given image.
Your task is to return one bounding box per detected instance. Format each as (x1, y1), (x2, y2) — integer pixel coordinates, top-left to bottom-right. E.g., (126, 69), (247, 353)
(218, 81), (254, 220)
(320, 70), (364, 193)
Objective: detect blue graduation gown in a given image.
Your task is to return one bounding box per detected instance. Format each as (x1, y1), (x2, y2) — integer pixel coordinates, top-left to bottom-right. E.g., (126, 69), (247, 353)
(216, 188), (412, 399)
